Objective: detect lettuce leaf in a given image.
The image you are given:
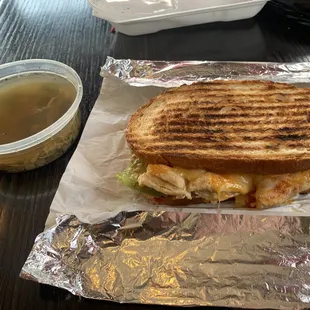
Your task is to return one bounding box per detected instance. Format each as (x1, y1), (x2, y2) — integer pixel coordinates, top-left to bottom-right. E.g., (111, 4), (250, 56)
(117, 157), (163, 197)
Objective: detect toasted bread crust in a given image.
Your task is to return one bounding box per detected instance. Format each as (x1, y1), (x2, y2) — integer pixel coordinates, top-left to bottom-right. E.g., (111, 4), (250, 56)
(127, 80), (310, 174)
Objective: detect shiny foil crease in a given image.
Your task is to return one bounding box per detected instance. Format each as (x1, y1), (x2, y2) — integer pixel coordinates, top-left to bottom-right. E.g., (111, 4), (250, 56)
(22, 212), (310, 309)
(21, 58), (310, 309)
(102, 56), (310, 87)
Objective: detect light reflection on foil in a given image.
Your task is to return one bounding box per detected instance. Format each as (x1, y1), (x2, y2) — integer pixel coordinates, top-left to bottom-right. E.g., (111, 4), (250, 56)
(102, 56), (310, 88)
(21, 57), (310, 309)
(21, 212), (310, 309)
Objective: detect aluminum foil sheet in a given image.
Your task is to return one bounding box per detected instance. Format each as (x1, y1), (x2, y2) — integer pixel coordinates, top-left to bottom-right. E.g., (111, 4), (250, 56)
(21, 57), (310, 309)
(102, 56), (310, 87)
(22, 212), (310, 309)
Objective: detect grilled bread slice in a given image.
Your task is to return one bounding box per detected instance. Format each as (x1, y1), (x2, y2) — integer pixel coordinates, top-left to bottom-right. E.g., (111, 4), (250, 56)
(126, 80), (310, 175)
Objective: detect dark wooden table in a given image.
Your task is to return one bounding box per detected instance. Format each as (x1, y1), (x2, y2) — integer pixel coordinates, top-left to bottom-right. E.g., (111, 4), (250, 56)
(1, 0), (310, 309)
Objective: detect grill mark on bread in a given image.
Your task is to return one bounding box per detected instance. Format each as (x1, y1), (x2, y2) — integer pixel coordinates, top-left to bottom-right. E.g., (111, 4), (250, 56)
(139, 141), (310, 151)
(157, 115), (304, 125)
(150, 134), (310, 143)
(151, 132), (309, 141)
(126, 80), (310, 174)
(159, 106), (310, 118)
(166, 105), (308, 113)
(163, 103), (310, 113)
(156, 117), (308, 127)
(276, 134), (308, 141)
(156, 125), (309, 134)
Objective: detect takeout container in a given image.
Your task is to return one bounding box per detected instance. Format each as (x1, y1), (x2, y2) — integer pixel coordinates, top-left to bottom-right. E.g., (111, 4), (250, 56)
(89, 0), (269, 35)
(0, 59), (83, 173)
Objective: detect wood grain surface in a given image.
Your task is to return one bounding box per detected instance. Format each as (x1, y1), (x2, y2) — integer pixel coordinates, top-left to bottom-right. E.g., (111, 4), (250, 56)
(0, 0), (310, 309)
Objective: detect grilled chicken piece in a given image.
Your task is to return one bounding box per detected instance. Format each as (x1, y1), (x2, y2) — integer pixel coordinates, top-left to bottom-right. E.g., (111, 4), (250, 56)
(138, 173), (191, 199)
(255, 170), (310, 207)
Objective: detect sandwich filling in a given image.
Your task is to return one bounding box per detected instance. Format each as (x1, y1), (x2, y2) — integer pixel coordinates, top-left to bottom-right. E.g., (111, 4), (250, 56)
(118, 157), (310, 208)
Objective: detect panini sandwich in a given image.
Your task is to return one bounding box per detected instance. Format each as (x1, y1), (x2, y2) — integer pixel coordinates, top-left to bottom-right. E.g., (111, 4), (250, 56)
(118, 80), (310, 208)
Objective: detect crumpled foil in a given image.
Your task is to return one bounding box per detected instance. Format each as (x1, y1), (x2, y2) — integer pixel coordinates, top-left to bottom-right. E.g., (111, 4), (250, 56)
(22, 212), (310, 309)
(21, 57), (310, 309)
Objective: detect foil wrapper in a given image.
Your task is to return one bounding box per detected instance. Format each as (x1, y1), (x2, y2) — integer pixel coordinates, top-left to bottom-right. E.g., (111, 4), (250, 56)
(21, 58), (310, 309)
(22, 212), (310, 309)
(102, 56), (310, 87)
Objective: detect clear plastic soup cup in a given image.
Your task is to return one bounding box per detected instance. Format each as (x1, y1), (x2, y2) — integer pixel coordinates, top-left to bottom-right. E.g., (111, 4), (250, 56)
(0, 59), (83, 172)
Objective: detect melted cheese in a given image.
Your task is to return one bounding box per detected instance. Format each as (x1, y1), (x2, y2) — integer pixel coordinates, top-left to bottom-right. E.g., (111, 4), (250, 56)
(172, 167), (206, 182)
(210, 174), (253, 196)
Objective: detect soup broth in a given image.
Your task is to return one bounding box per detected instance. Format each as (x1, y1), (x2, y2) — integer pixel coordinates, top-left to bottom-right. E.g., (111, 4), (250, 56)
(0, 73), (77, 145)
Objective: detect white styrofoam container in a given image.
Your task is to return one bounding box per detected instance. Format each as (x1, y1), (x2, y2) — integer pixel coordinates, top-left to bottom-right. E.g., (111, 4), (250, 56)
(89, 0), (269, 36)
